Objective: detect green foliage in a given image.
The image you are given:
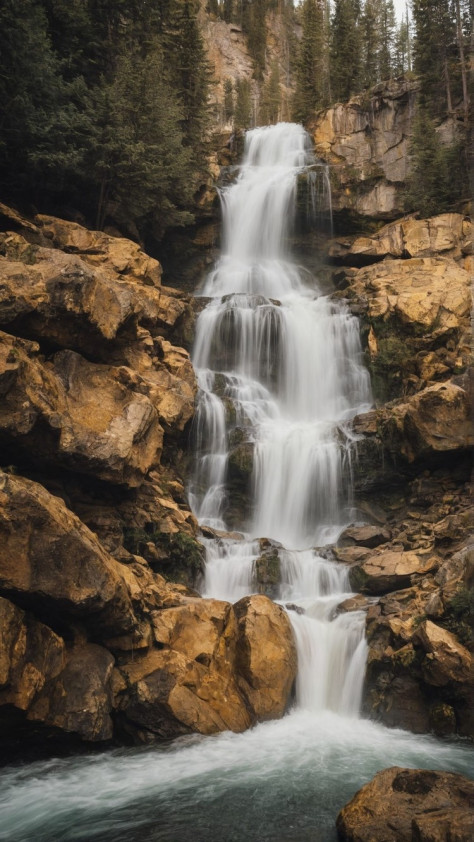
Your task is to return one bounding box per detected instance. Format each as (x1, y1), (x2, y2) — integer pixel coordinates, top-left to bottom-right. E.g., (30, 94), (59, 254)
(443, 587), (474, 645)
(261, 61), (282, 124)
(330, 0), (363, 102)
(368, 333), (413, 401)
(223, 78), (235, 123)
(411, 0), (455, 115)
(87, 44), (194, 237)
(402, 108), (468, 217)
(123, 526), (204, 585)
(0, 0), (211, 244)
(293, 0), (328, 123)
(234, 78), (252, 130)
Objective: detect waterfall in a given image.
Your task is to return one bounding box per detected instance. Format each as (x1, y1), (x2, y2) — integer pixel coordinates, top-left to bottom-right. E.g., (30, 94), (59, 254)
(190, 122), (373, 717)
(2, 123), (472, 842)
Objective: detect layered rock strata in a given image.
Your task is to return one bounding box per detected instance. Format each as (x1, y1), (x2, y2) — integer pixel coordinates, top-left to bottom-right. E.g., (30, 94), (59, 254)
(327, 210), (473, 737)
(0, 207), (297, 754)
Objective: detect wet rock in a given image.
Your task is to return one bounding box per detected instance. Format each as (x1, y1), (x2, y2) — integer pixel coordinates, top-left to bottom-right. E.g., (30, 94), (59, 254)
(28, 644), (115, 742)
(234, 594), (297, 721)
(0, 596), (65, 711)
(337, 595), (372, 614)
(115, 594), (297, 740)
(338, 524), (391, 548)
(254, 546), (281, 597)
(0, 472), (137, 636)
(349, 550), (439, 595)
(337, 767), (474, 842)
(379, 381), (472, 463)
(413, 620), (472, 687)
(429, 702), (457, 737)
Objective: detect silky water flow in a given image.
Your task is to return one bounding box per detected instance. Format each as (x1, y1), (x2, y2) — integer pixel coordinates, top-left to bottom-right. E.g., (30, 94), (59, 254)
(1, 124), (472, 842)
(190, 122), (372, 716)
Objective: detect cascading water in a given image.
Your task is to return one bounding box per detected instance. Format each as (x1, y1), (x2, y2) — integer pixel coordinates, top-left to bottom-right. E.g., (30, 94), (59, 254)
(2, 125), (472, 842)
(191, 122), (372, 717)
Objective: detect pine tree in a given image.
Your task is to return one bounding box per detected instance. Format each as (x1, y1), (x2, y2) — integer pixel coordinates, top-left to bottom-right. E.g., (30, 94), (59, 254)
(261, 60), (281, 123)
(234, 78), (252, 129)
(246, 0), (267, 81)
(330, 0), (362, 102)
(393, 10), (412, 76)
(223, 78), (235, 124)
(88, 43), (194, 238)
(378, 0), (396, 81)
(404, 108), (449, 216)
(411, 0), (455, 115)
(293, 0), (326, 123)
(361, 0), (380, 88)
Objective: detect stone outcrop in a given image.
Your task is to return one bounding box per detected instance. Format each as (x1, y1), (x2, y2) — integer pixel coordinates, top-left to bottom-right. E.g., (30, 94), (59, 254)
(0, 206), (297, 753)
(115, 594), (296, 740)
(330, 207), (473, 738)
(337, 767), (474, 842)
(311, 78), (462, 222)
(329, 213), (472, 269)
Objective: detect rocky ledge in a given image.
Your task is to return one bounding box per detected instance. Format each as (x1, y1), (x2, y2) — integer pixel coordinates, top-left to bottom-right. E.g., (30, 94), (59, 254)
(330, 210), (473, 738)
(337, 767), (474, 842)
(0, 205), (296, 756)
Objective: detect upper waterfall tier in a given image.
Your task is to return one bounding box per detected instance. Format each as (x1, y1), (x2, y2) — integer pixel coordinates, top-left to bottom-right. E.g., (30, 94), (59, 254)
(190, 123), (372, 548)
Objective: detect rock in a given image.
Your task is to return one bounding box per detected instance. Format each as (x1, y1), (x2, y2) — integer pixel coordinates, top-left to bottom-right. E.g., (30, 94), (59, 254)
(36, 214), (162, 287)
(332, 213), (471, 265)
(337, 767), (474, 842)
(114, 594), (296, 742)
(28, 644), (115, 741)
(379, 381), (472, 463)
(311, 77), (463, 222)
(413, 620), (472, 687)
(350, 258), (470, 338)
(234, 594), (297, 721)
(0, 472), (137, 636)
(337, 594), (372, 613)
(254, 546), (281, 597)
(338, 524), (391, 548)
(0, 334), (165, 486)
(350, 550), (439, 594)
(0, 596), (65, 711)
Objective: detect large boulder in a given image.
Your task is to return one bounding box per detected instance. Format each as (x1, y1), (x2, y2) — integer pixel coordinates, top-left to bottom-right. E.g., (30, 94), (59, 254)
(114, 594), (297, 740)
(330, 213), (471, 266)
(378, 381), (472, 463)
(0, 333), (164, 486)
(349, 257), (470, 339)
(233, 594), (297, 721)
(27, 644), (115, 742)
(35, 214), (162, 287)
(349, 549), (439, 594)
(337, 767), (474, 842)
(0, 596), (65, 712)
(0, 471), (137, 636)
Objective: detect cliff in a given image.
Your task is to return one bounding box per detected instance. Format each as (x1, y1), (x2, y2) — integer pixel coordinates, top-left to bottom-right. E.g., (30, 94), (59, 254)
(0, 204), (296, 757)
(328, 211), (473, 738)
(309, 77), (464, 226)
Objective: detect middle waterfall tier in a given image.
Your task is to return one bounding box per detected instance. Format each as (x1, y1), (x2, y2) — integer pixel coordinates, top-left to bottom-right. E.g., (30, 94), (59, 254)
(189, 124), (372, 549)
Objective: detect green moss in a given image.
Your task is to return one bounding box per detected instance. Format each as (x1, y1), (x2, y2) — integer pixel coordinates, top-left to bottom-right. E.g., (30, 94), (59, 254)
(123, 527), (204, 586)
(441, 587), (474, 646)
(349, 564), (370, 593)
(368, 334), (414, 402)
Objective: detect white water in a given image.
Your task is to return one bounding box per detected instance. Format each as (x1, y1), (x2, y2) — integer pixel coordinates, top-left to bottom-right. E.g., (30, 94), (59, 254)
(2, 124), (471, 842)
(192, 122), (372, 719)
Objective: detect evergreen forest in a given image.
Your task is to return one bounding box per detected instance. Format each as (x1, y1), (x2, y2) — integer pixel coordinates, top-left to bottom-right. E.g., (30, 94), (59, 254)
(0, 0), (471, 243)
